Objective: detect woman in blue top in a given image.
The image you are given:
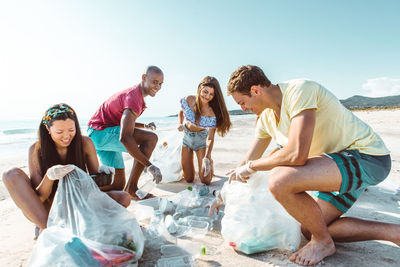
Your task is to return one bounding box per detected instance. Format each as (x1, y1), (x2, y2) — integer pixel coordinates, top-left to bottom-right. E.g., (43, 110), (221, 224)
(178, 76), (231, 184)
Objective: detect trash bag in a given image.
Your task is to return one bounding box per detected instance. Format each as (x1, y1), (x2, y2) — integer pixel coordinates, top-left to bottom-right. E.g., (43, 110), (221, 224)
(151, 131), (183, 183)
(220, 172), (301, 254)
(28, 227), (138, 267)
(28, 166), (144, 266)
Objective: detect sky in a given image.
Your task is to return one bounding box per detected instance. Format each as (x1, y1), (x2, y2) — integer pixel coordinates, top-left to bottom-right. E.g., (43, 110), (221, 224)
(1, 0), (399, 121)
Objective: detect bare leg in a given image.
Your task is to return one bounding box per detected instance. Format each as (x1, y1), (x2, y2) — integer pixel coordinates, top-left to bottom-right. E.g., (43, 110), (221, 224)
(124, 129), (158, 197)
(100, 168), (126, 191)
(303, 198), (400, 246)
(195, 148), (212, 185)
(268, 156), (341, 266)
(2, 168), (49, 229)
(106, 190), (131, 208)
(181, 146), (195, 183)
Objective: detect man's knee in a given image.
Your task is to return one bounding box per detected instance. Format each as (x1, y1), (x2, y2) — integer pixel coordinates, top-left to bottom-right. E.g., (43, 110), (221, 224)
(2, 168), (25, 186)
(119, 191), (131, 208)
(148, 132), (158, 148)
(268, 167), (297, 199)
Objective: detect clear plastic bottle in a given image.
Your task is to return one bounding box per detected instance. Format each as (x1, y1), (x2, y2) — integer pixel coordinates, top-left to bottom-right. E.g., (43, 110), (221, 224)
(135, 180), (155, 199)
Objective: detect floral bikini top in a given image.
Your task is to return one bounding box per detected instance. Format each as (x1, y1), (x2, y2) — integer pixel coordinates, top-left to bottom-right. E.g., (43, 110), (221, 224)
(180, 97), (217, 129)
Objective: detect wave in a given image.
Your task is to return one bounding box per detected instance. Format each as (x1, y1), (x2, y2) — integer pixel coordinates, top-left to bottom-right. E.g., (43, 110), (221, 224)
(1, 128), (37, 135)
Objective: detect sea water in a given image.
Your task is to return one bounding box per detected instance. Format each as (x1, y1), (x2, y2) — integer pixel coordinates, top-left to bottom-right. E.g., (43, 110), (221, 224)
(0, 116), (179, 162)
(0, 114), (254, 174)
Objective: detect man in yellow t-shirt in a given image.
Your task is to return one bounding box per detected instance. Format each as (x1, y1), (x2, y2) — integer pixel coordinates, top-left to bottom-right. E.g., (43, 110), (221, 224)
(226, 65), (398, 266)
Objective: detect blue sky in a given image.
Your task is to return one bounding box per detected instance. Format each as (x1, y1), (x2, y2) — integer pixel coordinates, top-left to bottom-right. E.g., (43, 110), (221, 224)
(1, 0), (399, 120)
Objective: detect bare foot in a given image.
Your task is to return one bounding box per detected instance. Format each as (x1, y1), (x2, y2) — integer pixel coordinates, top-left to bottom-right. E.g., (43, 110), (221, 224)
(290, 238), (335, 266)
(393, 225), (400, 246)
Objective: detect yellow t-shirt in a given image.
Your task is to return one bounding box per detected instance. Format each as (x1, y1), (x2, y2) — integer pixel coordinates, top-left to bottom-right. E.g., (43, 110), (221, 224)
(256, 79), (390, 156)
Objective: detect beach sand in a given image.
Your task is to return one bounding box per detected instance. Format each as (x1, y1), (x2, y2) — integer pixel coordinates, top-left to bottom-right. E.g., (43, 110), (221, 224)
(0, 110), (399, 266)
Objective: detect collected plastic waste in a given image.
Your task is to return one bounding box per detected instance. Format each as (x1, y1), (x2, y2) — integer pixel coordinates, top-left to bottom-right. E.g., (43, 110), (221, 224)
(159, 198), (176, 214)
(220, 172), (301, 254)
(136, 179), (156, 199)
(150, 131), (184, 183)
(27, 166), (144, 266)
(156, 255), (195, 267)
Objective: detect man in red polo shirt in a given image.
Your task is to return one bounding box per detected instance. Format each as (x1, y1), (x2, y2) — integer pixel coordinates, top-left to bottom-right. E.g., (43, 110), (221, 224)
(88, 66), (163, 199)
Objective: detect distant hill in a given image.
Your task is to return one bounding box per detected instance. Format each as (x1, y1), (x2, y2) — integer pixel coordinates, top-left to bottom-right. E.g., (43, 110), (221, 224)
(168, 95), (400, 117)
(340, 95), (400, 110)
(228, 109), (253, 115)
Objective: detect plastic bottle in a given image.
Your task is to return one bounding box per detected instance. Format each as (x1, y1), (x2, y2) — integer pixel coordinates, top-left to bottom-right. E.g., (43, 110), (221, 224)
(165, 215), (178, 234)
(156, 255), (194, 267)
(64, 237), (100, 266)
(135, 180), (156, 199)
(230, 234), (280, 255)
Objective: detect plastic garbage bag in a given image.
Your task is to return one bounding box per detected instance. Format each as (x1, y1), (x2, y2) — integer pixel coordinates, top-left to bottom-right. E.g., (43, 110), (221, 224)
(28, 166), (144, 266)
(150, 131), (183, 183)
(220, 172), (301, 254)
(28, 227), (138, 267)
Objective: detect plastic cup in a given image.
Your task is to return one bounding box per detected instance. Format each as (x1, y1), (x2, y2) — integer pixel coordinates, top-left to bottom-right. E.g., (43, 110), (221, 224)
(159, 198), (176, 214)
(135, 180), (155, 199)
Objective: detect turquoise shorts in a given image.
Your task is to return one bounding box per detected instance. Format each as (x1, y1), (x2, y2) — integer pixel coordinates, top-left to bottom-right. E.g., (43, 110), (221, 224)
(313, 150), (391, 213)
(87, 126), (127, 169)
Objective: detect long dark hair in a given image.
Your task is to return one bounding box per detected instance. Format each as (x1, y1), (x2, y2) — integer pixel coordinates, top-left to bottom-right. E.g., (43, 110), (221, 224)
(36, 103), (86, 176)
(194, 76), (232, 136)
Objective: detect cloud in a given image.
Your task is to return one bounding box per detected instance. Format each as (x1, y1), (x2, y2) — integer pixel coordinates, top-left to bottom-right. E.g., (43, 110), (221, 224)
(362, 77), (400, 97)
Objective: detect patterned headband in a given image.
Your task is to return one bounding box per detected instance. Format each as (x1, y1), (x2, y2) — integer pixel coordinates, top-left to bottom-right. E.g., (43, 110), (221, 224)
(42, 105), (74, 125)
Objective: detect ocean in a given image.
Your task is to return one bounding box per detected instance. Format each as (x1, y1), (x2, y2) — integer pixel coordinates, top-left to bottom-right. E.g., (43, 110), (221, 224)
(0, 116), (179, 162)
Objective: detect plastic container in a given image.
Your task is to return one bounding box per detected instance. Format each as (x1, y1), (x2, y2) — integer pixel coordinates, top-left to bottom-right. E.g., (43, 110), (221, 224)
(187, 219), (209, 239)
(64, 237), (100, 266)
(160, 244), (187, 257)
(165, 215), (178, 234)
(136, 180), (156, 199)
(230, 234), (280, 255)
(156, 255), (194, 267)
(159, 198), (176, 214)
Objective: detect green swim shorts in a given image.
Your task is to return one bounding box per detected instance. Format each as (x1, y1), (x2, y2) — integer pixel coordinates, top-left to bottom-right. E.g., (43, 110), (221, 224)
(313, 150), (391, 213)
(87, 126), (127, 169)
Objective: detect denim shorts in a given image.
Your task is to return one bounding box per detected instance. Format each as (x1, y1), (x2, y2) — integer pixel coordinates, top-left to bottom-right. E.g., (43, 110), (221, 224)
(313, 150), (391, 213)
(87, 126), (127, 169)
(182, 125), (208, 151)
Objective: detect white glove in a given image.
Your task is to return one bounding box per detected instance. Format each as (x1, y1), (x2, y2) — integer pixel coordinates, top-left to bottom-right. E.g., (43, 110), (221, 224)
(46, 164), (75, 181)
(226, 161), (255, 184)
(207, 196), (223, 216)
(98, 165), (115, 175)
(148, 164), (162, 184)
(202, 157), (211, 177)
(144, 122), (156, 131)
(177, 124), (184, 132)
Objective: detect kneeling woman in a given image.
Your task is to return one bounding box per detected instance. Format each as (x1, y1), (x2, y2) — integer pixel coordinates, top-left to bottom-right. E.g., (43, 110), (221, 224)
(178, 76), (231, 185)
(2, 104), (131, 234)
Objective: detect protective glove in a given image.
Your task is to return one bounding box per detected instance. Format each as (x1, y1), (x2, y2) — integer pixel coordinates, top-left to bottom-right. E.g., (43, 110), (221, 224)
(46, 164), (75, 181)
(226, 161), (255, 184)
(98, 165), (115, 175)
(202, 157), (211, 177)
(207, 195), (223, 216)
(144, 122), (156, 131)
(177, 124), (184, 132)
(148, 164), (162, 184)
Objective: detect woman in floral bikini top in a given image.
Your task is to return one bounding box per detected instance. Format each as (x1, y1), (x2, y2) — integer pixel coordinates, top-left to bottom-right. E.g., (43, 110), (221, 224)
(178, 76), (231, 184)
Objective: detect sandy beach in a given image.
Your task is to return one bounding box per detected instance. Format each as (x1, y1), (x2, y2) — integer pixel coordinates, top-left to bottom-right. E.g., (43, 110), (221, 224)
(1, 109), (399, 267)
